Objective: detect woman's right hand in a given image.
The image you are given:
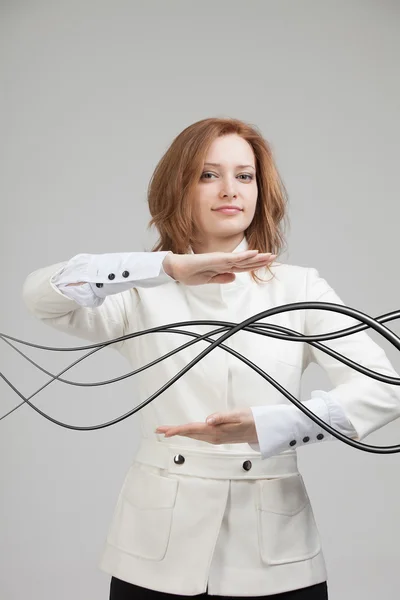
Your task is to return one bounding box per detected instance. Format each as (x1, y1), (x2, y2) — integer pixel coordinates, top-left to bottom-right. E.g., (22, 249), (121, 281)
(162, 250), (276, 286)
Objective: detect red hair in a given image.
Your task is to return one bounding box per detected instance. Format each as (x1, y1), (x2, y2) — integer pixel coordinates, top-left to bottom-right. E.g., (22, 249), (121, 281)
(147, 117), (289, 280)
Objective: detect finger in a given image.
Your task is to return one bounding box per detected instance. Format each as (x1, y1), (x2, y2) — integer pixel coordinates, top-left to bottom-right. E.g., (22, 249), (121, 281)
(216, 251), (264, 266)
(155, 427), (185, 435)
(158, 423), (210, 437)
(210, 253), (274, 274)
(206, 412), (242, 425)
(210, 250), (258, 266)
(231, 258), (276, 271)
(229, 260), (273, 273)
(227, 254), (273, 267)
(235, 253), (276, 266)
(227, 257), (276, 271)
(231, 250), (260, 260)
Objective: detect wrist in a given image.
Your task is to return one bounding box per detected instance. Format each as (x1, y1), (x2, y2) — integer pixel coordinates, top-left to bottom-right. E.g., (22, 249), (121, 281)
(162, 253), (175, 279)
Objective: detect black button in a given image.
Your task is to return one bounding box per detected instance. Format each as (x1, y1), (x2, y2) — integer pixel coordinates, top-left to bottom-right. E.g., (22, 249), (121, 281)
(317, 433), (324, 440)
(108, 273), (115, 280)
(242, 460), (252, 471)
(289, 440), (297, 447)
(303, 436), (310, 443)
(122, 270), (130, 278)
(95, 283), (104, 288)
(173, 454), (185, 465)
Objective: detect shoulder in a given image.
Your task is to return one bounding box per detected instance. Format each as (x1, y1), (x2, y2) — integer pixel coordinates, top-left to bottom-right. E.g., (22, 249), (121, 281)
(259, 262), (331, 300)
(269, 261), (309, 279)
(265, 261), (310, 288)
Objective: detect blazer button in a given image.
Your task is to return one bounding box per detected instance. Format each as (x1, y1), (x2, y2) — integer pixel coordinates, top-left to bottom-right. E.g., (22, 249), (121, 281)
(122, 270), (130, 278)
(173, 454), (185, 465)
(242, 460), (252, 471)
(317, 433), (324, 440)
(303, 436), (310, 443)
(108, 273), (115, 280)
(95, 283), (104, 288)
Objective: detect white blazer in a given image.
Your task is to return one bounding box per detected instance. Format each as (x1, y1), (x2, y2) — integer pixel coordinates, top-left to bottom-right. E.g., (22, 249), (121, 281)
(22, 240), (400, 596)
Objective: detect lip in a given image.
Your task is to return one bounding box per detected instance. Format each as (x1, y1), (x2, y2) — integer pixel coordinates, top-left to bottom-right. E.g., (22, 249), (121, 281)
(213, 205), (243, 214)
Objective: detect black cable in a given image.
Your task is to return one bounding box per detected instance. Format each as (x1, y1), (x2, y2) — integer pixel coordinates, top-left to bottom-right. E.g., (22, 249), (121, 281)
(1, 301), (400, 453)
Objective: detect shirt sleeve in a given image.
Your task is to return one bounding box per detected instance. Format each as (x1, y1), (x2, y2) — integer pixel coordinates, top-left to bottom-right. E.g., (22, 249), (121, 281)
(51, 251), (174, 307)
(302, 267), (400, 441)
(248, 393), (357, 458)
(248, 266), (400, 458)
(22, 252), (174, 349)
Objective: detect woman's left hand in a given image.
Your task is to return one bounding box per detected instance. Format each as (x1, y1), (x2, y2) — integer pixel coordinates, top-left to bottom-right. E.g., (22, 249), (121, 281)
(155, 408), (259, 445)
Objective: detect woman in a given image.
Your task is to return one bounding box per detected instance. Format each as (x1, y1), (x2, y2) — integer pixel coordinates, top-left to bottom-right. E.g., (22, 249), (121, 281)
(22, 118), (400, 599)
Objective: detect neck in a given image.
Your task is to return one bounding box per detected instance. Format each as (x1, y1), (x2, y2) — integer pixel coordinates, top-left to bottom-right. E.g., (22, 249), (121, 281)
(191, 234), (245, 255)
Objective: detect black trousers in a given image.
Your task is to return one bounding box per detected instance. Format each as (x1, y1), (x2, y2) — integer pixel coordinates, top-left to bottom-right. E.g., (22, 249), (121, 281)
(109, 577), (328, 599)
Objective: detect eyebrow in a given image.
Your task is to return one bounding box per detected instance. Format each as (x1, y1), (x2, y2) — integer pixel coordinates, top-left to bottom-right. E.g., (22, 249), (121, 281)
(203, 162), (256, 171)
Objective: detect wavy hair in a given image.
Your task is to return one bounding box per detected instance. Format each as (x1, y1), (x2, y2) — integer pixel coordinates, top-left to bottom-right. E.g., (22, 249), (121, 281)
(147, 117), (289, 281)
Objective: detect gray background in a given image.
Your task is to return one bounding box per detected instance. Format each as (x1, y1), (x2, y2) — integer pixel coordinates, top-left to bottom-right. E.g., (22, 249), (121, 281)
(1, 1), (400, 598)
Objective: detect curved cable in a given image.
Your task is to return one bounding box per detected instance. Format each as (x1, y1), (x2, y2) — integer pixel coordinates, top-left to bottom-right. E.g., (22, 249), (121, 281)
(1, 301), (400, 453)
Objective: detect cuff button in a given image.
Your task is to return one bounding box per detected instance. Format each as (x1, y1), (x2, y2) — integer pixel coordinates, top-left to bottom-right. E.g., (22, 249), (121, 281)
(289, 440), (297, 447)
(302, 436), (310, 443)
(122, 270), (130, 278)
(96, 283), (104, 288)
(108, 273), (115, 280)
(317, 433), (324, 440)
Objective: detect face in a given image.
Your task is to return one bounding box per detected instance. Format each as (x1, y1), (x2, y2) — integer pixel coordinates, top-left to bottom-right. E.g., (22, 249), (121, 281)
(191, 134), (258, 250)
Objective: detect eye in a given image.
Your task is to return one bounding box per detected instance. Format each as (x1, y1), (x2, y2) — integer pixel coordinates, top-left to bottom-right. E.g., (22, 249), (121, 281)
(237, 173), (254, 181)
(200, 171), (217, 180)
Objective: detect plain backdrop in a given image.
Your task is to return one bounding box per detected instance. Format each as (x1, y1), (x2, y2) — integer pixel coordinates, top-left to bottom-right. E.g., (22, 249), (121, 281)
(1, 1), (400, 599)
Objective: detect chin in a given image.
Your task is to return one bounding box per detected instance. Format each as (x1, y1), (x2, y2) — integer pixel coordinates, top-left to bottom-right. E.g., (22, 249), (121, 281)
(213, 222), (248, 236)
(210, 230), (247, 242)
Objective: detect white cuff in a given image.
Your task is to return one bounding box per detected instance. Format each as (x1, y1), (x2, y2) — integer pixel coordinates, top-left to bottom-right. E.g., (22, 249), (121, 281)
(249, 391), (357, 459)
(50, 251), (174, 307)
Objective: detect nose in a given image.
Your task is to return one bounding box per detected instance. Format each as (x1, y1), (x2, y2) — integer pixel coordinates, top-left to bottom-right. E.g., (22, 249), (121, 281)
(219, 176), (238, 199)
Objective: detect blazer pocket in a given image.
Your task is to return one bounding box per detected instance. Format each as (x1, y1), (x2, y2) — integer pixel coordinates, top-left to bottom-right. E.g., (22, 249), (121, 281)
(256, 474), (321, 565)
(107, 463), (179, 561)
